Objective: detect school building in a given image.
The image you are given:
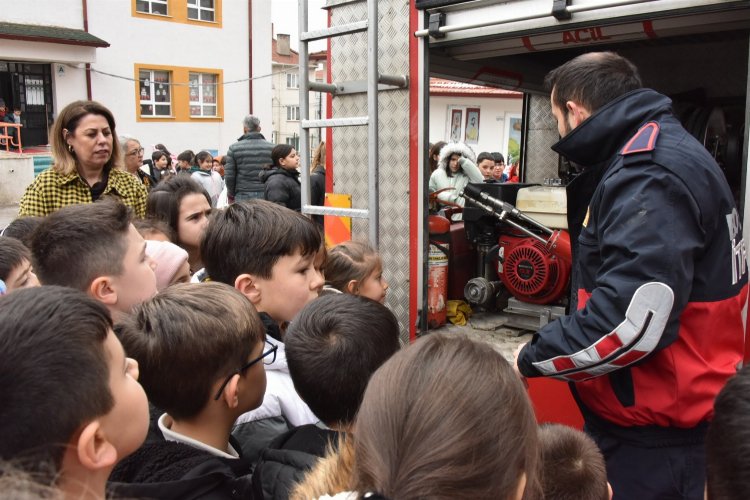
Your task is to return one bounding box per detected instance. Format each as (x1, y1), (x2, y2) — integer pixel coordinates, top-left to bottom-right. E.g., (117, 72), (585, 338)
(0, 0), (272, 155)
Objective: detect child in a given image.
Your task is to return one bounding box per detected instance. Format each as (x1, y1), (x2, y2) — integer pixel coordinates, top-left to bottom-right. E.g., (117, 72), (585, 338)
(147, 175), (212, 273)
(30, 198), (158, 322)
(476, 152), (495, 180)
(706, 365), (750, 500)
(292, 332), (539, 500)
(538, 423), (611, 500)
(200, 200), (324, 455)
(325, 240), (389, 303)
(190, 150), (225, 207)
(0, 215), (43, 248)
(428, 142), (483, 209)
(133, 217), (175, 242)
(260, 144), (302, 211)
(253, 294), (401, 499)
(176, 149), (195, 173)
(0, 286), (149, 499)
(492, 152), (507, 181)
(146, 240), (191, 291)
(109, 282), (267, 499)
(0, 237), (39, 292)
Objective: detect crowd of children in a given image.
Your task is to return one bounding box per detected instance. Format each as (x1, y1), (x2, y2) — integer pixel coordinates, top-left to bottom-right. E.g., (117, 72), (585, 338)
(1, 108), (749, 498)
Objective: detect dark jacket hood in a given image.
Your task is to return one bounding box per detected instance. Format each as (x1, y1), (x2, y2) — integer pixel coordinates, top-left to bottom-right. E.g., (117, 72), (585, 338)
(552, 89), (672, 168)
(259, 166), (300, 184)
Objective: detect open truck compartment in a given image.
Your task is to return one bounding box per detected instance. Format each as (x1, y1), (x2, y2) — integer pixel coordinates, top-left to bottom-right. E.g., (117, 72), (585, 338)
(422, 0), (749, 203)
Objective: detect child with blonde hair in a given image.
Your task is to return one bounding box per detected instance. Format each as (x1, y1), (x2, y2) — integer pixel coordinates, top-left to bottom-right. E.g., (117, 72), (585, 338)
(324, 240), (388, 304)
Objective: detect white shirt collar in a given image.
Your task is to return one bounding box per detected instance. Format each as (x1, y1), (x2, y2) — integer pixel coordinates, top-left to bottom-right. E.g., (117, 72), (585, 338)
(158, 413), (239, 459)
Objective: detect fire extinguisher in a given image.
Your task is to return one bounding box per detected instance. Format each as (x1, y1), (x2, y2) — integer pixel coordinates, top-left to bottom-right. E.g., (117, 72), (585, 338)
(427, 214), (451, 328)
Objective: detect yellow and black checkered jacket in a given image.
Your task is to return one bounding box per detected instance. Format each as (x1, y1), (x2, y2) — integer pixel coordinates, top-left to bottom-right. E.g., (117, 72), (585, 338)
(19, 167), (148, 218)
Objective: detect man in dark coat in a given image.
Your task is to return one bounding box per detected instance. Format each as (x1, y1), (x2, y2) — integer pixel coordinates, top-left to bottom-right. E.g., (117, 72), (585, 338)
(516, 51), (748, 500)
(225, 115), (274, 202)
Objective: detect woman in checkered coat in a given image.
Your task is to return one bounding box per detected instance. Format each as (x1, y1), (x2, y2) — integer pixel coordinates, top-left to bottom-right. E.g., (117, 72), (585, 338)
(19, 100), (147, 217)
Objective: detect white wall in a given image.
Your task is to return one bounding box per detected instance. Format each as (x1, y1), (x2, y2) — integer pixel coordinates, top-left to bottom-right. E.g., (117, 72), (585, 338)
(50, 63), (89, 117)
(0, 155), (35, 204)
(429, 95), (523, 160)
(3, 0), (83, 28)
(1, 40), (97, 65)
(81, 2), (269, 156)
(252, 0), (273, 133)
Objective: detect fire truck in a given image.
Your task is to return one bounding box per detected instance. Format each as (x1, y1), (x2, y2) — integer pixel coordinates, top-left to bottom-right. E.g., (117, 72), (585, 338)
(295, 0), (750, 344)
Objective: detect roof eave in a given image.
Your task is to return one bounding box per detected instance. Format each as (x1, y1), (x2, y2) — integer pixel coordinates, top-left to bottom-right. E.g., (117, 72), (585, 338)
(0, 33), (109, 48)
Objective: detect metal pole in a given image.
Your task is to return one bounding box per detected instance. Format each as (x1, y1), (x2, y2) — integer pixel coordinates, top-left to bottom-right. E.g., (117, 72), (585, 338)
(299, 0), (311, 213)
(367, 0), (379, 248)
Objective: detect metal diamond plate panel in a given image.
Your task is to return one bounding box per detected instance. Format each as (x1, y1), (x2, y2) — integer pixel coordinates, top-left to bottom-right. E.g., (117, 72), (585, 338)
(329, 0), (412, 340)
(525, 94), (560, 184)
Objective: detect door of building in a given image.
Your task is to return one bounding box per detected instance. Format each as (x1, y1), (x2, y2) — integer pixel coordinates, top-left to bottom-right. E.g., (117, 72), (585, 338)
(0, 61), (53, 147)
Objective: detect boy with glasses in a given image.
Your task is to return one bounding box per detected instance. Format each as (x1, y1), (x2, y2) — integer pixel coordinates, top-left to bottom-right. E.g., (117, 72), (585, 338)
(108, 282), (267, 499)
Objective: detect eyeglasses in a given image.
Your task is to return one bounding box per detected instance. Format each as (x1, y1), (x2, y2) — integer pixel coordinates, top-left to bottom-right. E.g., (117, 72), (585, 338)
(126, 148), (145, 156)
(213, 340), (278, 400)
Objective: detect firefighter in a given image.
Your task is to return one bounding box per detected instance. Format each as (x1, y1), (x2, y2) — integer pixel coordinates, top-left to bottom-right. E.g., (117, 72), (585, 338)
(516, 51), (748, 500)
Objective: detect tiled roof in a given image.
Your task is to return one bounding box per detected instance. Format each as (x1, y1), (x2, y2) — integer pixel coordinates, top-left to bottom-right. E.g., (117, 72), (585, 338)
(430, 77), (521, 97)
(272, 38), (299, 64)
(0, 22), (109, 47)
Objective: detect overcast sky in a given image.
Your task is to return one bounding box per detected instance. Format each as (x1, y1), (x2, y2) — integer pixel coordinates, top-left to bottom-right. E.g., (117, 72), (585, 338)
(271, 0), (328, 52)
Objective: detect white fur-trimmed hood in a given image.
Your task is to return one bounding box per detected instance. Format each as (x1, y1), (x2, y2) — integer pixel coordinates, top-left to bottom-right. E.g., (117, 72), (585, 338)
(437, 142), (476, 171)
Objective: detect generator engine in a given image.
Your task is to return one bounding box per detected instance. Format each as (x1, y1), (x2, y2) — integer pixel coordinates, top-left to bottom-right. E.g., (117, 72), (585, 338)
(461, 182), (571, 328)
(498, 232), (570, 305)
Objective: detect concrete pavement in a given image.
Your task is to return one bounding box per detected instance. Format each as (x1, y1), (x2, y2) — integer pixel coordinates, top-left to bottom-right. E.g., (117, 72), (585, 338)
(0, 204), (19, 230)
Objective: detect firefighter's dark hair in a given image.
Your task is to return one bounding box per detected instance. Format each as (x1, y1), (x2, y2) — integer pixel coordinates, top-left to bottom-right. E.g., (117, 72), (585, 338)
(545, 51), (642, 114)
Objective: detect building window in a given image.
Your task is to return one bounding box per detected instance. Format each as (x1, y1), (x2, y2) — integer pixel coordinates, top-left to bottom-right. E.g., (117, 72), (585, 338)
(136, 0), (168, 15)
(139, 69), (172, 117)
(287, 73), (298, 89)
(189, 72), (218, 117)
(188, 0), (215, 22)
(286, 135), (299, 150)
(287, 105), (300, 121)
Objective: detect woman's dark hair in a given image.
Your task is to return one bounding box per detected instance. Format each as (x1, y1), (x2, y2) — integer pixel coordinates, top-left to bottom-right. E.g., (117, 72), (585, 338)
(154, 143), (171, 156)
(271, 144), (294, 168)
(352, 333), (540, 499)
(429, 141), (446, 173)
(147, 176), (211, 242)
